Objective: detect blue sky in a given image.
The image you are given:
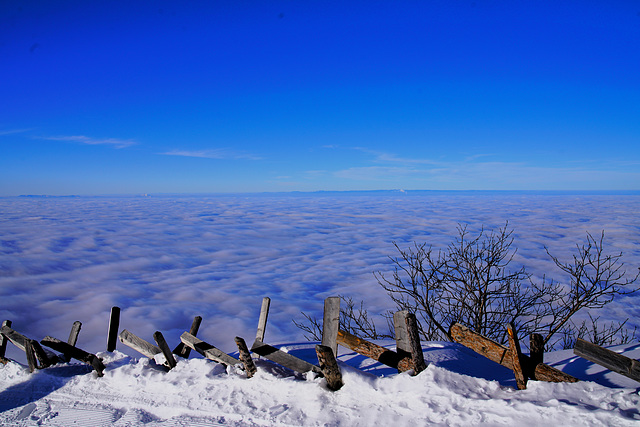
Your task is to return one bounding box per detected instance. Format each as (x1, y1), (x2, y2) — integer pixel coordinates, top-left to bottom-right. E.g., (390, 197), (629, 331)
(1, 1), (639, 195)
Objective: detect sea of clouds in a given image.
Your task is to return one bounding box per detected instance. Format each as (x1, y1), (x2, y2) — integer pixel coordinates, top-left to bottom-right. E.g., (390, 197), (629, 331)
(1, 192), (639, 360)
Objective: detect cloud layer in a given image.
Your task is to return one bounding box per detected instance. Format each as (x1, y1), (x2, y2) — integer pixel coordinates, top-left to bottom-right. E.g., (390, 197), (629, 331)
(1, 193), (639, 360)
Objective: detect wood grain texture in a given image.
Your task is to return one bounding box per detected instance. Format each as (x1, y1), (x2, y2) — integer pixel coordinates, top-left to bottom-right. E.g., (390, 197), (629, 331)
(41, 336), (105, 376)
(251, 339), (321, 375)
(450, 323), (578, 383)
(337, 329), (412, 371)
(180, 332), (239, 366)
(574, 338), (640, 383)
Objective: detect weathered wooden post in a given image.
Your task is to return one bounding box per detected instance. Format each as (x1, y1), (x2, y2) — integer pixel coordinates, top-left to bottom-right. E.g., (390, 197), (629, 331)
(529, 333), (544, 366)
(316, 344), (343, 391)
(0, 320), (12, 363)
(118, 329), (161, 358)
(394, 310), (411, 363)
(68, 321), (82, 347)
(507, 323), (527, 390)
(153, 331), (177, 369)
(256, 297), (271, 342)
(235, 336), (257, 378)
(58, 321), (83, 362)
(322, 297), (340, 357)
(25, 339), (38, 373)
(405, 313), (427, 374)
(173, 316), (202, 358)
(107, 306), (121, 352)
(40, 336), (106, 376)
(393, 311), (427, 374)
(1, 325), (54, 369)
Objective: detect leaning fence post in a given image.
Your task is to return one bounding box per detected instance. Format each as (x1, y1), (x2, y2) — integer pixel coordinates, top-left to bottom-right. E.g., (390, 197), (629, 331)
(0, 320), (12, 362)
(107, 306), (121, 352)
(256, 297), (271, 342)
(153, 331), (177, 369)
(25, 339), (38, 373)
(507, 323), (527, 390)
(173, 316), (202, 358)
(322, 297), (340, 357)
(316, 344), (343, 391)
(235, 336), (257, 378)
(405, 312), (427, 374)
(68, 321), (82, 347)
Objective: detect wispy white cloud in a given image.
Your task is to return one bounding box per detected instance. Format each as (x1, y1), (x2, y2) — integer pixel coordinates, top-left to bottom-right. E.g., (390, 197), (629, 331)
(0, 128), (31, 136)
(161, 149), (262, 160)
(42, 135), (136, 149)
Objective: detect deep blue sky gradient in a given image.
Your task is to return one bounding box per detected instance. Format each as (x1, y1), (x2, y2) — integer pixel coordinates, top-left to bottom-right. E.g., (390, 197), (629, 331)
(1, 1), (639, 195)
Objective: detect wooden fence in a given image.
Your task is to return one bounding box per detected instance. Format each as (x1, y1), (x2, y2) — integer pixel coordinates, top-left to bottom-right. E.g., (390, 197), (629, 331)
(1, 297), (637, 391)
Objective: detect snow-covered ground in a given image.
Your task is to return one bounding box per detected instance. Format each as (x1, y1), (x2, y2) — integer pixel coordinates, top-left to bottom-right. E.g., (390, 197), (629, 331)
(1, 341), (639, 426)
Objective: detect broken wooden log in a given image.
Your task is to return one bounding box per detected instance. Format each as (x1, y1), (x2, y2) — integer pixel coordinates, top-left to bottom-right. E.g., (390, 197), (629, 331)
(153, 331), (177, 369)
(321, 297), (340, 357)
(574, 338), (640, 383)
(107, 306), (120, 352)
(450, 323), (578, 383)
(316, 344), (343, 391)
(507, 323), (527, 389)
(118, 329), (161, 359)
(40, 336), (106, 376)
(251, 339), (322, 375)
(235, 336), (257, 378)
(1, 325), (55, 368)
(173, 316), (202, 358)
(337, 329), (412, 371)
(180, 332), (239, 366)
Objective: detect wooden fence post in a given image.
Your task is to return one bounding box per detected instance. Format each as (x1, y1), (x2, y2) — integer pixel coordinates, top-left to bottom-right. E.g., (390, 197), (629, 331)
(405, 313), (427, 374)
(68, 321), (82, 347)
(529, 333), (544, 366)
(40, 336), (106, 377)
(0, 320), (12, 363)
(107, 306), (120, 352)
(394, 310), (411, 362)
(322, 297), (340, 357)
(0, 325), (54, 369)
(507, 323), (527, 389)
(316, 344), (343, 391)
(25, 339), (38, 373)
(173, 316), (202, 358)
(153, 331), (177, 369)
(235, 336), (257, 378)
(256, 297), (271, 342)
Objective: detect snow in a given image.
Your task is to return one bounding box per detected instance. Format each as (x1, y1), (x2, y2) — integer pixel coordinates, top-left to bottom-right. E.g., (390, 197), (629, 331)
(1, 341), (639, 426)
